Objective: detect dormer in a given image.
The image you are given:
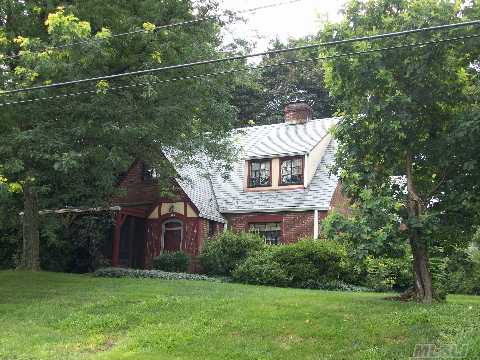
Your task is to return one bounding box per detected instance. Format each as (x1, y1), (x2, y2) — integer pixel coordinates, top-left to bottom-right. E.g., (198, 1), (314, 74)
(242, 101), (333, 192)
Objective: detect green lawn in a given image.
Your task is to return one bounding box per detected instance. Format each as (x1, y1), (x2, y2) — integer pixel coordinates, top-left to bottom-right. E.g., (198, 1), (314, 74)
(0, 271), (479, 360)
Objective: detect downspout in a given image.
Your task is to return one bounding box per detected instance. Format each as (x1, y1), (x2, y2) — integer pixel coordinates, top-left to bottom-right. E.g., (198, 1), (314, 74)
(313, 209), (319, 239)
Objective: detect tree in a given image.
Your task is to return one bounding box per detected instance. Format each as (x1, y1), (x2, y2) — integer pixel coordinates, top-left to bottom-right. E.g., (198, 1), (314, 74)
(321, 0), (480, 302)
(232, 37), (336, 126)
(0, 1), (237, 270)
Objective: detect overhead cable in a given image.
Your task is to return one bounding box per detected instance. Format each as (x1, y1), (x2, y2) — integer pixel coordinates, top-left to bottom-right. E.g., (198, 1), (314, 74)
(2, 19), (479, 96)
(1, 32), (479, 107)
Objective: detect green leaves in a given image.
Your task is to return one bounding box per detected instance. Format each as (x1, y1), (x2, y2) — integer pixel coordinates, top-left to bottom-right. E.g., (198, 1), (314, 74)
(321, 0), (480, 264)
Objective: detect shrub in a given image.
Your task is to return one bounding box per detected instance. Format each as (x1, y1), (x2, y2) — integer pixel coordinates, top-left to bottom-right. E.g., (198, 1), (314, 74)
(232, 249), (291, 287)
(200, 230), (265, 276)
(364, 255), (413, 292)
(152, 251), (190, 273)
(445, 247), (480, 295)
(233, 239), (352, 289)
(272, 239), (349, 288)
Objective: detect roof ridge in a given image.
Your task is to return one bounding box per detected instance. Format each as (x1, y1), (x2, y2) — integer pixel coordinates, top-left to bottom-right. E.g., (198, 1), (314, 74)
(234, 116), (340, 131)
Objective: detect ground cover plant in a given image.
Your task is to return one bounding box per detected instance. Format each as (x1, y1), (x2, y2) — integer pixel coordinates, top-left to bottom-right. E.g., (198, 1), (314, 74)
(1, 271), (479, 360)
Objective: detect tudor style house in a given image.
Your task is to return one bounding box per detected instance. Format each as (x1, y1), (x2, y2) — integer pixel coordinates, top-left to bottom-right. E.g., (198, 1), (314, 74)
(111, 102), (347, 269)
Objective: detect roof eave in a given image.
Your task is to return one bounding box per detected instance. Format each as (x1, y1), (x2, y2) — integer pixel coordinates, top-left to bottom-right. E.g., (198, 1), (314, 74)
(220, 206), (330, 214)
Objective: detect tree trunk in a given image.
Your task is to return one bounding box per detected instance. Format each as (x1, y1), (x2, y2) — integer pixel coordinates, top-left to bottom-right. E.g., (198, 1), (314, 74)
(405, 151), (433, 304)
(18, 185), (41, 271)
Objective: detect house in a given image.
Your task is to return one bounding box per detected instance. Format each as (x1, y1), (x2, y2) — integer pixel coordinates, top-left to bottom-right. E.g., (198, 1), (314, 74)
(111, 102), (347, 270)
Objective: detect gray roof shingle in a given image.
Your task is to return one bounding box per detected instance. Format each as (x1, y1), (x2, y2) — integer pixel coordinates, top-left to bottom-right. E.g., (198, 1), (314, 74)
(174, 117), (339, 220)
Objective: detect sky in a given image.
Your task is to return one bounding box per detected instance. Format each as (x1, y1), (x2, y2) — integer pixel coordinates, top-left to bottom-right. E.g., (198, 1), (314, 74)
(220, 0), (346, 51)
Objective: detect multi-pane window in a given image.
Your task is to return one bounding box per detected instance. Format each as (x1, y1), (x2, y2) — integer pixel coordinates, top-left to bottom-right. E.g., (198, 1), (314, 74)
(248, 159), (271, 188)
(250, 223), (281, 245)
(280, 156), (303, 185)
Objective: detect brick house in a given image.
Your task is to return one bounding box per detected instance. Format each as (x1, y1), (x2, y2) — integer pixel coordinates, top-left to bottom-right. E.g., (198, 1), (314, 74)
(111, 102), (346, 270)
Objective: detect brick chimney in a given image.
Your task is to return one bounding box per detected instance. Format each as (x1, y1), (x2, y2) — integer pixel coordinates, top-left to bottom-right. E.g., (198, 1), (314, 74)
(284, 101), (313, 124)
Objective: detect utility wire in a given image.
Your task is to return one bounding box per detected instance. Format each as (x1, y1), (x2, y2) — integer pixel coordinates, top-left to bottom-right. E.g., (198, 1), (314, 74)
(2, 19), (479, 96)
(2, 0), (304, 61)
(1, 32), (479, 107)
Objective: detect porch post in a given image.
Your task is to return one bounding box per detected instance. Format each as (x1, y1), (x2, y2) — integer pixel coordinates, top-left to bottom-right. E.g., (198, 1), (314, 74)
(112, 213), (126, 267)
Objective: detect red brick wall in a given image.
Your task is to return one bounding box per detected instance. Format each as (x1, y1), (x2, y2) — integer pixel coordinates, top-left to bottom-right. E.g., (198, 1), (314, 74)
(112, 160), (162, 206)
(225, 211), (329, 244)
(329, 183), (350, 215)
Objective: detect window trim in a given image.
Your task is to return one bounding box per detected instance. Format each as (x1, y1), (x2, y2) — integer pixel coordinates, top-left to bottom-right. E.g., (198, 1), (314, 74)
(279, 155), (304, 186)
(247, 158), (272, 188)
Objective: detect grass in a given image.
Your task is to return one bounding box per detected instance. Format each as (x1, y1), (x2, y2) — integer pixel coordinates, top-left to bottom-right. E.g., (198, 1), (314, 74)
(0, 271), (479, 360)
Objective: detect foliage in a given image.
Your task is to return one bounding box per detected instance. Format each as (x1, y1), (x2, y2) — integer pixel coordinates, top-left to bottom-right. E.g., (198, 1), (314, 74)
(94, 267), (216, 281)
(231, 37), (336, 126)
(199, 230), (265, 276)
(364, 256), (413, 292)
(2, 271), (480, 359)
(320, 0), (480, 302)
(0, 1), (239, 269)
(231, 248), (291, 287)
(233, 239), (351, 289)
(322, 206), (412, 285)
(444, 247), (480, 295)
(152, 251), (190, 273)
(0, 183), (21, 269)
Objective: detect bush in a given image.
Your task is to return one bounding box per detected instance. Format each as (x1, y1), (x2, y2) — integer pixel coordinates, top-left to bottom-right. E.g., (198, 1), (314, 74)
(272, 239), (349, 288)
(232, 249), (291, 287)
(233, 239), (352, 289)
(200, 230), (265, 276)
(153, 251), (190, 273)
(364, 255), (413, 292)
(445, 247), (480, 295)
(94, 267), (217, 281)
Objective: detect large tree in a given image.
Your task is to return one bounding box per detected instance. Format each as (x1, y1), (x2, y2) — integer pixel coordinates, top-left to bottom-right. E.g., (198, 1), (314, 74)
(321, 0), (480, 302)
(0, 1), (237, 270)
(232, 37), (336, 126)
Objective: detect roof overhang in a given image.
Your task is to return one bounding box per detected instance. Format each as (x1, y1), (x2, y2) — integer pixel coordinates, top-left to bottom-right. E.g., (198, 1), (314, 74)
(221, 206), (330, 214)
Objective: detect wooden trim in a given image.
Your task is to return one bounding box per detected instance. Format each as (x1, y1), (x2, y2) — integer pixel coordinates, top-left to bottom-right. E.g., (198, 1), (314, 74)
(247, 158), (272, 188)
(121, 207), (147, 218)
(158, 212), (189, 223)
(279, 155), (304, 186)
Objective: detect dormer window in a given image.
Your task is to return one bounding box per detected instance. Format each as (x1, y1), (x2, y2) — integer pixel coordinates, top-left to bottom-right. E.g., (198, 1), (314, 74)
(280, 156), (304, 186)
(248, 159), (271, 188)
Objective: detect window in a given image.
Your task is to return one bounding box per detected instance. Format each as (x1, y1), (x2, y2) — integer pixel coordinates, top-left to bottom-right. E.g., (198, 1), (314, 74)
(250, 223), (281, 245)
(142, 163), (158, 181)
(208, 220), (215, 238)
(248, 159), (271, 188)
(280, 156), (304, 185)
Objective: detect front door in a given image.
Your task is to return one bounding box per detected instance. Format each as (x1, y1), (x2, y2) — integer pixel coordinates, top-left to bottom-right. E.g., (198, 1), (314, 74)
(163, 220), (182, 252)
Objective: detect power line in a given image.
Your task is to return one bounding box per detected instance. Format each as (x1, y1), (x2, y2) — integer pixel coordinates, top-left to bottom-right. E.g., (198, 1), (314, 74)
(2, 19), (479, 96)
(2, 0), (304, 61)
(1, 32), (479, 107)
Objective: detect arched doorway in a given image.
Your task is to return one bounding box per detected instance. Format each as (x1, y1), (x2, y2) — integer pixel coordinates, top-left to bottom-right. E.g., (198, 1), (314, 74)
(162, 219), (183, 252)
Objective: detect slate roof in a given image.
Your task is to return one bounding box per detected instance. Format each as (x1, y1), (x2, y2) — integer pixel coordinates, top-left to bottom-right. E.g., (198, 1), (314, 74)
(170, 157), (226, 223)
(238, 117), (338, 159)
(174, 117), (339, 221)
